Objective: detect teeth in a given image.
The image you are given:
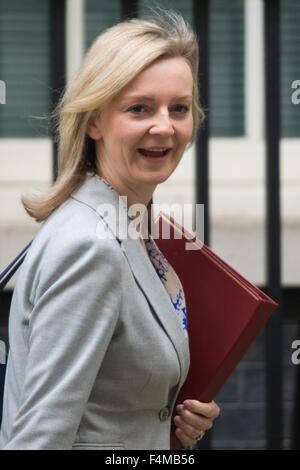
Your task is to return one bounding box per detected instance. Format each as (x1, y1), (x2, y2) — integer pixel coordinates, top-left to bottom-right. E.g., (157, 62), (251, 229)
(138, 148), (169, 158)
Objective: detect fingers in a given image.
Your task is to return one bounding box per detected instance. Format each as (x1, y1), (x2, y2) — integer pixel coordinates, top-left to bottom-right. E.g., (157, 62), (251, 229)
(173, 400), (220, 448)
(174, 424), (205, 448)
(174, 407), (212, 435)
(181, 400), (220, 419)
(175, 427), (199, 448)
(173, 415), (203, 441)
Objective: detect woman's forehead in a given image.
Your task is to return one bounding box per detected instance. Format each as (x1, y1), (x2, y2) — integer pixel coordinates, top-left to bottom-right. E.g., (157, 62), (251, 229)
(118, 57), (193, 101)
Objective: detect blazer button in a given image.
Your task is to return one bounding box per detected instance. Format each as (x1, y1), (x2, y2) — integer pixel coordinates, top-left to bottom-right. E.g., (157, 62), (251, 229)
(159, 406), (170, 422)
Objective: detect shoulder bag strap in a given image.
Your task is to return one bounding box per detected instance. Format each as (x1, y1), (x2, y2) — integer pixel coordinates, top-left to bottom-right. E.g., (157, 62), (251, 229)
(0, 240), (33, 292)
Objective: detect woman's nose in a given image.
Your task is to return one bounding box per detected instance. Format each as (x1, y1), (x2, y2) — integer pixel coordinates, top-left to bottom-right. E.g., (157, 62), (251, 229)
(149, 111), (175, 136)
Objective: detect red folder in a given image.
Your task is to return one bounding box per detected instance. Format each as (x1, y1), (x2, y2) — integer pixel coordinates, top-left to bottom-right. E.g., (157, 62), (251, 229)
(153, 213), (278, 445)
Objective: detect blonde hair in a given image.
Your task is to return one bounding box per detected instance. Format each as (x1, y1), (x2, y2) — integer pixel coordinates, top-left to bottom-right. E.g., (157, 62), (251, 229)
(22, 10), (204, 222)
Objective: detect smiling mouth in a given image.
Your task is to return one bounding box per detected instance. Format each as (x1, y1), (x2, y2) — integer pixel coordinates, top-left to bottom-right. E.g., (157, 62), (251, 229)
(137, 148), (171, 158)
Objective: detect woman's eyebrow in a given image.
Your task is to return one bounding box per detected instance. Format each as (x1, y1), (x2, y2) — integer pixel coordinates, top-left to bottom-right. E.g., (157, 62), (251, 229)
(121, 93), (193, 103)
(121, 94), (155, 103)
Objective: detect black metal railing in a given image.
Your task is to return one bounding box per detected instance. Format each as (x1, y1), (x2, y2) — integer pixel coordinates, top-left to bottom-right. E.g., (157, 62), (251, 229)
(264, 0), (283, 450)
(50, 0), (66, 182)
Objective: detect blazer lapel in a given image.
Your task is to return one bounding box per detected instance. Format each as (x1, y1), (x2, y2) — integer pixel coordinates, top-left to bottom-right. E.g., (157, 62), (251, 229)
(120, 237), (190, 389)
(71, 174), (190, 389)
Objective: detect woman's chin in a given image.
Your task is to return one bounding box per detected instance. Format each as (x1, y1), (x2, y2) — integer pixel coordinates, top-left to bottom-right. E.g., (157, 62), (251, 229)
(140, 169), (175, 186)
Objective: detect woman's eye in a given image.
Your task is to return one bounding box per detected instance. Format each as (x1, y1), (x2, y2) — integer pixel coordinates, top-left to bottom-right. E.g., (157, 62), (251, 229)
(173, 104), (189, 114)
(128, 105), (146, 114)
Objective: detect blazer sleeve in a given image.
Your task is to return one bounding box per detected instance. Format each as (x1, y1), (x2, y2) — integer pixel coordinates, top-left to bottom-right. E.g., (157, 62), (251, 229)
(3, 234), (123, 450)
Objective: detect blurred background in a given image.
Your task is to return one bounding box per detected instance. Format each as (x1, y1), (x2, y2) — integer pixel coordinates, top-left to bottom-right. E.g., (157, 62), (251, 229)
(0, 0), (299, 450)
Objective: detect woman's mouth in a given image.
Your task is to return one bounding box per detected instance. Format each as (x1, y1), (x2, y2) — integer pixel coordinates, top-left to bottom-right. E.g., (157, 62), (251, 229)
(137, 147), (171, 161)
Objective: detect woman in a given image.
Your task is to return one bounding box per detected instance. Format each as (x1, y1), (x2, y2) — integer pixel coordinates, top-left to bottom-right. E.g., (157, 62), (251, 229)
(0, 11), (220, 450)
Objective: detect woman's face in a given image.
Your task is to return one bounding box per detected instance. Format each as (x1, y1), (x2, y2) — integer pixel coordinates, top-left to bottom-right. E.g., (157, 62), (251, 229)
(88, 56), (194, 202)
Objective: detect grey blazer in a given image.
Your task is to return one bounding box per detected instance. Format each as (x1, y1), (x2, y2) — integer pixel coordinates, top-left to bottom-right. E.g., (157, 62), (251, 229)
(0, 174), (190, 450)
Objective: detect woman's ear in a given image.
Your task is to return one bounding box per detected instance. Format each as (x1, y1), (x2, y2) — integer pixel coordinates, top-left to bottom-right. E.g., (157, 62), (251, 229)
(87, 114), (102, 141)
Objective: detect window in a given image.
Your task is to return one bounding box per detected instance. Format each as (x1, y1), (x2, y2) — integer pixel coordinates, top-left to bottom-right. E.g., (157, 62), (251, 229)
(209, 0), (245, 137)
(85, 0), (121, 50)
(2, 0), (298, 139)
(280, 0), (300, 137)
(0, 0), (50, 138)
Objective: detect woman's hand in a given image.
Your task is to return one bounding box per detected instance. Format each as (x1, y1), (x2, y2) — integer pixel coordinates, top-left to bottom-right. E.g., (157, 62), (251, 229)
(173, 400), (220, 448)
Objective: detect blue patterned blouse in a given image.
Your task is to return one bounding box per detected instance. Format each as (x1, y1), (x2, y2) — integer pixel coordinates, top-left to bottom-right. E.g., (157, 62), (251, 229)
(145, 235), (188, 336)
